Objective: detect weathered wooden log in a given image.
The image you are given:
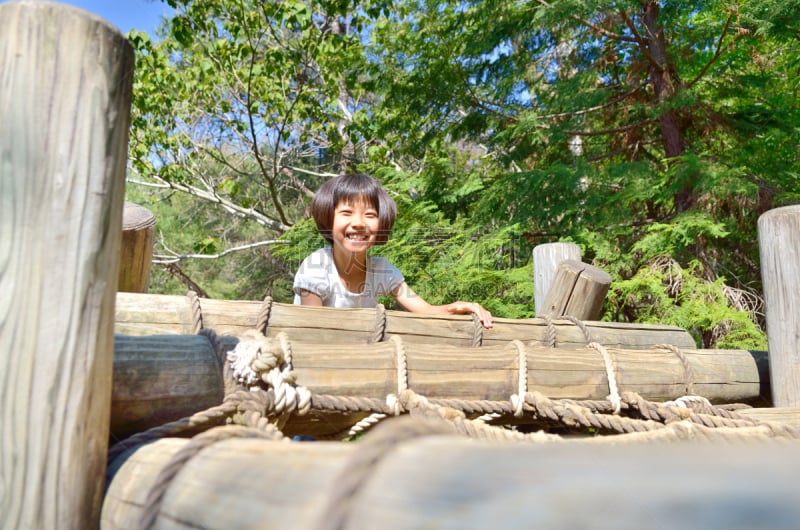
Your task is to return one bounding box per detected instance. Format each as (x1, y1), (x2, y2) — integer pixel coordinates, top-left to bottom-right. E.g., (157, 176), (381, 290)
(738, 407), (800, 428)
(0, 2), (134, 528)
(758, 205), (800, 407)
(114, 291), (698, 349)
(533, 242), (581, 314)
(539, 259), (612, 320)
(102, 419), (800, 530)
(110, 333), (765, 439)
(111, 335), (224, 440)
(118, 202), (156, 293)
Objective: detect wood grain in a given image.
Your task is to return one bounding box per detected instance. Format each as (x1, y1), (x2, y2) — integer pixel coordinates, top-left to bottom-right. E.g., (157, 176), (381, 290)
(102, 425), (800, 530)
(118, 202), (156, 293)
(758, 205), (800, 407)
(533, 242), (581, 314)
(108, 334), (765, 438)
(0, 2), (133, 528)
(115, 291), (699, 349)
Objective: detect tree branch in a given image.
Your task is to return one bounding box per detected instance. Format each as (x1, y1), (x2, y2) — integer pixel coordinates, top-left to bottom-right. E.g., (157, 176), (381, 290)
(565, 117), (653, 137)
(127, 177), (291, 232)
(153, 238), (288, 265)
(161, 263), (209, 298)
(534, 0), (636, 43)
(243, 25), (291, 226)
(619, 9), (663, 70)
(541, 85), (646, 120)
(687, 12), (736, 88)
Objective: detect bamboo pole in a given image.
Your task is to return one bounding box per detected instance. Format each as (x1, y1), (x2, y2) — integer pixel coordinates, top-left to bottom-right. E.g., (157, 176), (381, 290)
(0, 2), (133, 529)
(758, 205), (800, 407)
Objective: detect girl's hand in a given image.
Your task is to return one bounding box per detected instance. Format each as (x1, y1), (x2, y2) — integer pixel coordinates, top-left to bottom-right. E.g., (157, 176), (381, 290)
(446, 301), (493, 329)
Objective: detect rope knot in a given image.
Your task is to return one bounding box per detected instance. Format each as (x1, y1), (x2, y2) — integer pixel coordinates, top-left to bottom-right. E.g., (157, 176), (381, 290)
(226, 330), (312, 415)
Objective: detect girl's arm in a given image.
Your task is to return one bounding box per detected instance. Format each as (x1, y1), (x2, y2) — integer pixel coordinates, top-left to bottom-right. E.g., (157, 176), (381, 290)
(297, 289), (324, 306)
(392, 281), (493, 328)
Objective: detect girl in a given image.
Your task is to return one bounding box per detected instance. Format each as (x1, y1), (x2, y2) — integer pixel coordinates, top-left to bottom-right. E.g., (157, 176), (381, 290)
(293, 173), (493, 328)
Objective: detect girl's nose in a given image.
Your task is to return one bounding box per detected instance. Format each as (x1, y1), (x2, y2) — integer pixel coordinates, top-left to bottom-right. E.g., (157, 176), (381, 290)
(351, 213), (366, 227)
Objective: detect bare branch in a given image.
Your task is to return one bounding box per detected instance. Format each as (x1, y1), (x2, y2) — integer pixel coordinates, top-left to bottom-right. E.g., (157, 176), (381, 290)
(244, 28), (291, 226)
(127, 177), (291, 232)
(161, 263), (209, 297)
(153, 238), (288, 265)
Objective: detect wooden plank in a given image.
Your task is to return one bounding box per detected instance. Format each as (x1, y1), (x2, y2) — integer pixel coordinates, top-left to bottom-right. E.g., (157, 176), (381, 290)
(102, 426), (800, 530)
(0, 3), (134, 528)
(758, 205), (800, 407)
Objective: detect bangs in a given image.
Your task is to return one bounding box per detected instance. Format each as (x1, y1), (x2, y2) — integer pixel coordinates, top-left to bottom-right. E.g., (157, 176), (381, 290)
(312, 173), (397, 245)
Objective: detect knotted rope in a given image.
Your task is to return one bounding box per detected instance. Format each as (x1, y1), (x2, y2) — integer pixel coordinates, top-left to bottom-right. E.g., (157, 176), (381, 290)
(371, 303), (387, 343)
(256, 295), (273, 335)
(187, 290), (203, 333)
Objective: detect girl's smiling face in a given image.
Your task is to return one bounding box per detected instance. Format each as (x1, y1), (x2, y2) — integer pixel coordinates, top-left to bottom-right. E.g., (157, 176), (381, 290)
(331, 197), (380, 255)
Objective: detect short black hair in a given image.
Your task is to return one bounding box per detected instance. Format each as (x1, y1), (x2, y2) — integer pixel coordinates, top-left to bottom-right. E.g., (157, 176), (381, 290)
(311, 173), (397, 245)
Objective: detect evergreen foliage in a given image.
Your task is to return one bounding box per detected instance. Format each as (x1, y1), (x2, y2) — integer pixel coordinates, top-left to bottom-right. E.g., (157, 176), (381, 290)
(125, 0), (800, 348)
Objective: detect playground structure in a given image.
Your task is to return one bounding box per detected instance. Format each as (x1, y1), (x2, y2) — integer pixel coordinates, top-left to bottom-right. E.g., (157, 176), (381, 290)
(4, 2), (800, 529)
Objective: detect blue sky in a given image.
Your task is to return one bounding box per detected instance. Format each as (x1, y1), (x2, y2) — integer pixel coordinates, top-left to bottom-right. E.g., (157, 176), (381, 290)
(54, 0), (174, 34)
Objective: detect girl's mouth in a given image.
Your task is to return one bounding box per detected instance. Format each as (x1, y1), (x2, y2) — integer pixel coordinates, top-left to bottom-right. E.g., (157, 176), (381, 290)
(346, 232), (371, 242)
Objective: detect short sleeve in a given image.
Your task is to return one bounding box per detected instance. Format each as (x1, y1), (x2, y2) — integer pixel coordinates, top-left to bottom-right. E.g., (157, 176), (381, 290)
(369, 257), (404, 297)
(293, 250), (331, 303)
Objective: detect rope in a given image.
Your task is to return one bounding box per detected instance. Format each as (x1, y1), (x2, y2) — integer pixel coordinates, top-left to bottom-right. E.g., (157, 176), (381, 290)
(138, 425), (286, 530)
(587, 341), (621, 414)
(187, 290), (203, 333)
(227, 331), (313, 418)
(657, 343), (696, 396)
(371, 303), (387, 343)
(109, 325), (800, 509)
(313, 416), (457, 530)
(563, 315), (595, 344)
(471, 312), (484, 346)
(391, 334), (409, 403)
(522, 391), (656, 434)
(510, 340), (527, 417)
(256, 295), (273, 335)
(538, 314), (557, 347)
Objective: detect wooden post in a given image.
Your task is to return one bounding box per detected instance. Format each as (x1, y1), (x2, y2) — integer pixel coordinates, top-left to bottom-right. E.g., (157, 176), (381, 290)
(758, 205), (800, 407)
(539, 259), (612, 320)
(118, 202), (156, 293)
(0, 2), (134, 529)
(533, 243), (581, 315)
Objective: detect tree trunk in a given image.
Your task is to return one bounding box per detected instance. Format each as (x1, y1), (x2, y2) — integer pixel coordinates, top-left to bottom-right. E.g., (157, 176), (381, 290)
(642, 1), (692, 212)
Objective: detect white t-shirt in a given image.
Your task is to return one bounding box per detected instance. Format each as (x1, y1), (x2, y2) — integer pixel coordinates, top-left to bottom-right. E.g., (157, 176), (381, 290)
(293, 247), (405, 308)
